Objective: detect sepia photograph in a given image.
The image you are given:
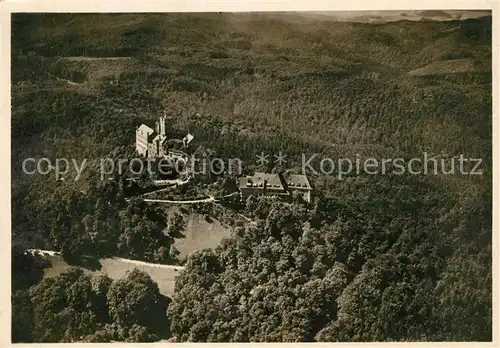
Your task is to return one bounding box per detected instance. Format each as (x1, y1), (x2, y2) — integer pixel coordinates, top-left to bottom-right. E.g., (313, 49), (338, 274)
(8, 8), (493, 344)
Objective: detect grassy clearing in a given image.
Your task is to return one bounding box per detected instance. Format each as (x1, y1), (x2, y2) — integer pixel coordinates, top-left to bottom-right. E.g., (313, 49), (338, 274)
(173, 212), (232, 260)
(44, 255), (181, 297)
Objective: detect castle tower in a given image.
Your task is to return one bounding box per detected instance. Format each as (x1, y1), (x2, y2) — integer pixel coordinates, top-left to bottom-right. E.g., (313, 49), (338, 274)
(159, 111), (167, 137)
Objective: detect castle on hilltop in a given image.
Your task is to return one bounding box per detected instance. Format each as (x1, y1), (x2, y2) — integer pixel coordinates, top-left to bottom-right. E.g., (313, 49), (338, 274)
(135, 113), (194, 160)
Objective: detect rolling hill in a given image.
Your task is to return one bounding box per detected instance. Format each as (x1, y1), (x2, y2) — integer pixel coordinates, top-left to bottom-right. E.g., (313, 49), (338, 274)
(11, 12), (492, 343)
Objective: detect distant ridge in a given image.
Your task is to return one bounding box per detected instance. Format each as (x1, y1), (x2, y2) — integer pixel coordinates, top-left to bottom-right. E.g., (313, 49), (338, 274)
(291, 10), (491, 23)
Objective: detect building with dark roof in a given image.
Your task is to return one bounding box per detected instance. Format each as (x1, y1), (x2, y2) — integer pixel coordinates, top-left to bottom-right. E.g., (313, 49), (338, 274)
(239, 172), (312, 202)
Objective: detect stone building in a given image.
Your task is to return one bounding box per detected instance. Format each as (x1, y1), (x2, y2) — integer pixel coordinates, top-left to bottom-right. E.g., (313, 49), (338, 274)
(239, 172), (312, 203)
(135, 114), (193, 161)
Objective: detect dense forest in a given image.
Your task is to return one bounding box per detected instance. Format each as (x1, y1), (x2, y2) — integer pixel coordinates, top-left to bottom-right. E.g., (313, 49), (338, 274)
(11, 12), (491, 342)
(13, 259), (170, 342)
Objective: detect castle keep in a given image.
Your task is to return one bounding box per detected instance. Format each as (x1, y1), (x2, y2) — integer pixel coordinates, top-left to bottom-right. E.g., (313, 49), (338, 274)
(136, 114), (194, 160)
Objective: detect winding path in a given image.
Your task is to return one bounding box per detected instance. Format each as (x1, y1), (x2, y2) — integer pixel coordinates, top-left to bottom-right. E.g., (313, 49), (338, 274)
(58, 56), (133, 61)
(152, 178), (190, 187)
(26, 249), (185, 271)
(237, 213), (258, 225)
(111, 257), (185, 271)
(141, 197), (215, 204)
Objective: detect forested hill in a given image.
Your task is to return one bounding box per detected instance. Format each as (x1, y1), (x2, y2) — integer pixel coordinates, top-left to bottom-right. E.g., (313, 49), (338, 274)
(11, 13), (491, 342)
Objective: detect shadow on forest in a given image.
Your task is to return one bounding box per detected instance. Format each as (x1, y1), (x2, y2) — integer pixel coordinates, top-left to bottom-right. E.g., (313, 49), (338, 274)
(65, 255), (102, 271)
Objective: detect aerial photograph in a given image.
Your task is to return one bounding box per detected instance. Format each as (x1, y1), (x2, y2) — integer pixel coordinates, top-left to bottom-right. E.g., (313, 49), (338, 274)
(10, 11), (492, 343)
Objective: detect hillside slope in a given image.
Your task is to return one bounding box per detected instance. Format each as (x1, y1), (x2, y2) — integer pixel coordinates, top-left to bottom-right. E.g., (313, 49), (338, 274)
(12, 14), (491, 245)
(173, 212), (232, 260)
(11, 13), (492, 343)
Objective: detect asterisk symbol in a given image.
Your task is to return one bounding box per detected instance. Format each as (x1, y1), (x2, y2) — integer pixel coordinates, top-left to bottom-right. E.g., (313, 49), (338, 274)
(274, 151), (287, 166)
(256, 152), (269, 166)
